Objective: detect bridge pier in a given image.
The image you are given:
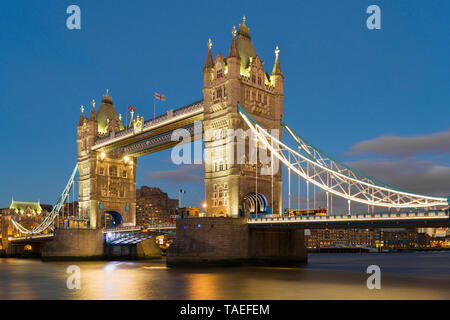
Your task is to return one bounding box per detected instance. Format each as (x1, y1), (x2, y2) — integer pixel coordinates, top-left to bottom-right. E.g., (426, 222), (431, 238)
(166, 218), (307, 267)
(42, 229), (104, 260)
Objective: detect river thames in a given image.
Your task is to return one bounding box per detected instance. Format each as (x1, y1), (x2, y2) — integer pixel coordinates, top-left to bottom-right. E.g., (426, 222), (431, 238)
(0, 252), (448, 299)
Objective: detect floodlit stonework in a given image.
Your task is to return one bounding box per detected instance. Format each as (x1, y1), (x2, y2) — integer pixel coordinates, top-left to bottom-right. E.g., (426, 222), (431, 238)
(77, 92), (136, 229)
(203, 17), (284, 217)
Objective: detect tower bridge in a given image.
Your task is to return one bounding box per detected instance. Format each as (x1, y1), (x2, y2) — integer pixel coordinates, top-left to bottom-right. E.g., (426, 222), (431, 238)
(6, 17), (449, 264)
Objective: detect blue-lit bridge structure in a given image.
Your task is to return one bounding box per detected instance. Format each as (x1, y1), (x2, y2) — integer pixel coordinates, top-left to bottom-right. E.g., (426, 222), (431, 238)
(9, 101), (450, 240)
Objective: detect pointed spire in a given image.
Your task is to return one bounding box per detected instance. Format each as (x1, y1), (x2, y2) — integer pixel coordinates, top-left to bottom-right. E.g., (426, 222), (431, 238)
(128, 109), (135, 128)
(78, 105), (85, 126)
(204, 38), (214, 70)
(89, 99), (97, 121)
(228, 26), (239, 59)
(272, 46), (283, 76)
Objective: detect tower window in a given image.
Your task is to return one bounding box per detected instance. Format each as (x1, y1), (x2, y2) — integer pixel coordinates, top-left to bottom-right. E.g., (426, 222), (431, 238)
(246, 89), (249, 100)
(109, 166), (117, 177)
(258, 94), (262, 102)
(252, 92), (256, 100)
(223, 87), (226, 97)
(99, 168), (104, 175)
(217, 69), (223, 79)
(122, 170), (127, 178)
(252, 74), (256, 83)
(264, 95), (267, 104)
(258, 76), (262, 85)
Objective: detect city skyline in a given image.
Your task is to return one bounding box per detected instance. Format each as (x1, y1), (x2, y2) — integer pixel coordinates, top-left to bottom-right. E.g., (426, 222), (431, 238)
(1, 1), (449, 210)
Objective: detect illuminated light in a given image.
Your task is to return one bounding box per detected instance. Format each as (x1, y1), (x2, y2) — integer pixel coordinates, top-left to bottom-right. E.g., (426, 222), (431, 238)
(100, 152), (106, 160)
(183, 225), (186, 229)
(202, 202), (207, 209)
(124, 156), (130, 163)
(198, 224), (201, 228)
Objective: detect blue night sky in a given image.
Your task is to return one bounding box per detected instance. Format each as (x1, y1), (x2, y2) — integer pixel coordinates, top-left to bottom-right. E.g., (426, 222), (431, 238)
(0, 1), (449, 211)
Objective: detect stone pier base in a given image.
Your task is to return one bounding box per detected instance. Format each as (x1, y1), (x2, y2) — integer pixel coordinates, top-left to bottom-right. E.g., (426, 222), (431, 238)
(42, 229), (103, 261)
(166, 218), (307, 267)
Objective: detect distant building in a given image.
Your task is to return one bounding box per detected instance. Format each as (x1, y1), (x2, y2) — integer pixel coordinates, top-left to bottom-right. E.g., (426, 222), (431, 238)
(306, 228), (443, 249)
(1, 198), (52, 216)
(175, 207), (201, 218)
(136, 186), (178, 225)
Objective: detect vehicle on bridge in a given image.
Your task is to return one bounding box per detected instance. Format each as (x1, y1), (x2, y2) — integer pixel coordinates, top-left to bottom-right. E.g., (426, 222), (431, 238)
(285, 207), (327, 216)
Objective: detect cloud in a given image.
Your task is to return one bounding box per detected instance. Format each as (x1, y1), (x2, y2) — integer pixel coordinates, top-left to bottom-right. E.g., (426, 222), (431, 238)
(146, 164), (204, 184)
(347, 158), (450, 196)
(347, 129), (450, 157)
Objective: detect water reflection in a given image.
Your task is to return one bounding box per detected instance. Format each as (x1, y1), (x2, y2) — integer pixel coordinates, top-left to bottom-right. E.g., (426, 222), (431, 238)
(0, 252), (448, 299)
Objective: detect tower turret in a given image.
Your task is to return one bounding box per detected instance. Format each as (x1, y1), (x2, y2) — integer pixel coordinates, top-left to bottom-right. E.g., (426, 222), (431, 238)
(203, 39), (214, 89)
(89, 99), (97, 121)
(227, 26), (241, 79)
(271, 46), (284, 92)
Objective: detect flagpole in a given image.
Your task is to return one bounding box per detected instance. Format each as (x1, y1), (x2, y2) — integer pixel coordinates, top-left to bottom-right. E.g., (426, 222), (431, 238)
(153, 96), (156, 120)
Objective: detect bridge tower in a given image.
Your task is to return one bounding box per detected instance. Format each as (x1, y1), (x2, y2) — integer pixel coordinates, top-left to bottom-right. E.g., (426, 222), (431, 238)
(77, 91), (136, 229)
(203, 17), (284, 217)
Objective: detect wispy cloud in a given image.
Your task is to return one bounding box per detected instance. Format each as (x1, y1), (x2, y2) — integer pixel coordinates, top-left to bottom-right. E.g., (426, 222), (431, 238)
(347, 129), (450, 158)
(347, 158), (450, 196)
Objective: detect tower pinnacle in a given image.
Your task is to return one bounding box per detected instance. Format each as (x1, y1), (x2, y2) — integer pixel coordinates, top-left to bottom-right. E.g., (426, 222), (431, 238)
(89, 99), (97, 120)
(204, 38), (214, 70)
(78, 105), (85, 126)
(228, 26), (240, 59)
(272, 45), (283, 77)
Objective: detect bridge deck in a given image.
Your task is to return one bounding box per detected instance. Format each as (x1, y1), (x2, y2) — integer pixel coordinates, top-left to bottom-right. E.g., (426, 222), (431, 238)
(248, 210), (450, 229)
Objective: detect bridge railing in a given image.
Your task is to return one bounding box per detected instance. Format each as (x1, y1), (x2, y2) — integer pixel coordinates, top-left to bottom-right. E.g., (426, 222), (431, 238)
(248, 210), (449, 223)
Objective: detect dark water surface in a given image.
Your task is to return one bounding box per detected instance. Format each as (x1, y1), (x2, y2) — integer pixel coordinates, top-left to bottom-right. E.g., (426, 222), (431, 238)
(0, 252), (448, 299)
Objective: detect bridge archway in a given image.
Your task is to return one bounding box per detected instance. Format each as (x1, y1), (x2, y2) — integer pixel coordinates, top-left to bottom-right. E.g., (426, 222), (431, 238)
(242, 192), (268, 217)
(103, 211), (123, 229)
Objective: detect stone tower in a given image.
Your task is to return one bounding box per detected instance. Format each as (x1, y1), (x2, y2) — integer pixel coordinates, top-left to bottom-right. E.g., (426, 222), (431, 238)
(77, 91), (136, 229)
(203, 17), (284, 217)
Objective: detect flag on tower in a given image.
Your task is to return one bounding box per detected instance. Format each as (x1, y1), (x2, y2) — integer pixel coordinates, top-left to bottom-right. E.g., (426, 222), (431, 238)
(154, 92), (166, 101)
(127, 105), (136, 112)
(180, 189), (186, 194)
